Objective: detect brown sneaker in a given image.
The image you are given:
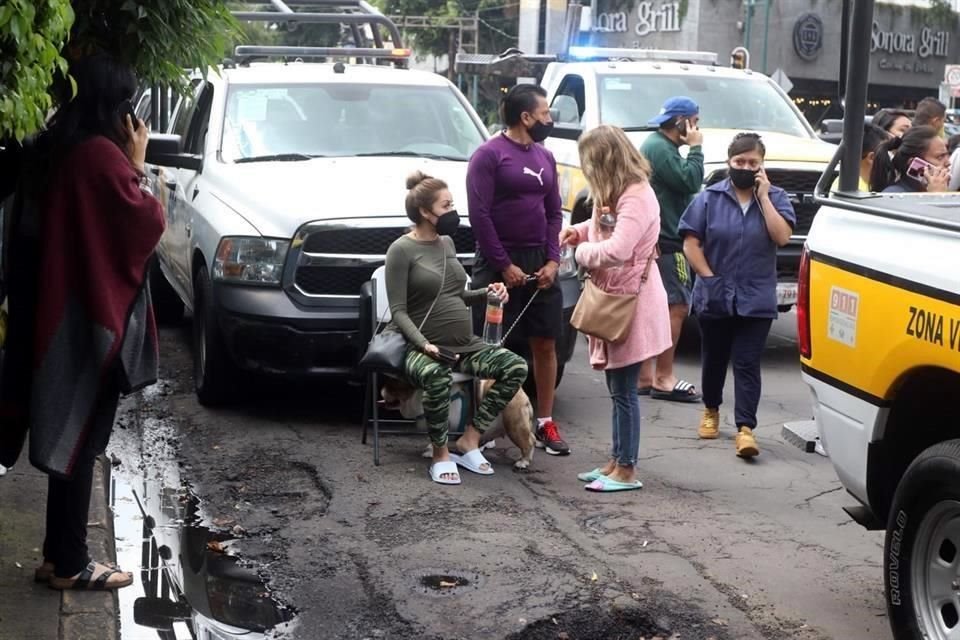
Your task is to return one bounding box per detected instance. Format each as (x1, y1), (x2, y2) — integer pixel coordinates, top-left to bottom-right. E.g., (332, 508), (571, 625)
(698, 408), (720, 439)
(736, 426), (759, 458)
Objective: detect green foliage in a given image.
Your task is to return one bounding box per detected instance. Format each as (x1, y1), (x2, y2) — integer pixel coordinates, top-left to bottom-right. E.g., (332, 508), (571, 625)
(373, 0), (517, 58)
(70, 0), (242, 91)
(0, 0), (75, 141)
(1, 0), (240, 141)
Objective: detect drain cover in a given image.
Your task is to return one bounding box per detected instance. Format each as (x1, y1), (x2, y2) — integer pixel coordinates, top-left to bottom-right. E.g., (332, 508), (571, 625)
(409, 568), (485, 597)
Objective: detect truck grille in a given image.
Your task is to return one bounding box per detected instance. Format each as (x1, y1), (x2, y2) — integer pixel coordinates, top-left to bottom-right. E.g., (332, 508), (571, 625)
(705, 168), (832, 237)
(295, 265), (373, 297)
(303, 226), (476, 254)
(294, 225), (477, 297)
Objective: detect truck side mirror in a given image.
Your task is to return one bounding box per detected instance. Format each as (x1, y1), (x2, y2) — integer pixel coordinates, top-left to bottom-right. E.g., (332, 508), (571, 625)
(146, 134), (202, 172)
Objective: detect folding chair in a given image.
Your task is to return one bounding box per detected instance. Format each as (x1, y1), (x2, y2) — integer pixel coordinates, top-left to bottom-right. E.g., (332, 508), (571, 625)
(359, 266), (476, 466)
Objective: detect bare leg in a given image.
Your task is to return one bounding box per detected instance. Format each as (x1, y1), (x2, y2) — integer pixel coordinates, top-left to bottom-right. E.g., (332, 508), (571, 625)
(653, 304), (690, 391)
(530, 337), (557, 418)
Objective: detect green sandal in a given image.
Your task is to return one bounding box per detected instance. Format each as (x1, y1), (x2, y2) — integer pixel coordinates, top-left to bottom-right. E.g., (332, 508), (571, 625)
(577, 468), (608, 482)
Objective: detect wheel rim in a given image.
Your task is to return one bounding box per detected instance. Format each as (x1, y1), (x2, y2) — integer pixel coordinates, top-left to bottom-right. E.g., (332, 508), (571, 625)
(912, 499), (960, 639)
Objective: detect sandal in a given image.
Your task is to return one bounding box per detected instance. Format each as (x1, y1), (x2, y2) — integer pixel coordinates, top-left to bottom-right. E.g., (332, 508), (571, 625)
(34, 561), (55, 583)
(650, 380), (702, 403)
(429, 460), (461, 485)
(450, 449), (494, 476)
(49, 561), (133, 591)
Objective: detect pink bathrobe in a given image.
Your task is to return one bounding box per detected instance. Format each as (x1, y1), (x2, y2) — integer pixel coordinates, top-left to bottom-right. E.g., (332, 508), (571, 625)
(573, 182), (672, 370)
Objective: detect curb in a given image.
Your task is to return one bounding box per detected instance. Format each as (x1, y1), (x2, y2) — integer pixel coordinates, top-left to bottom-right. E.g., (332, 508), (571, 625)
(58, 455), (120, 640)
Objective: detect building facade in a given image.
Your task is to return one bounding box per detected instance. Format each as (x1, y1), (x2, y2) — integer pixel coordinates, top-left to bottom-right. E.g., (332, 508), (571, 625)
(578, 0), (960, 118)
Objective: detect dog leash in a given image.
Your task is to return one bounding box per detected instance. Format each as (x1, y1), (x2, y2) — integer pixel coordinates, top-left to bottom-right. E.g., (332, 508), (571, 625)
(498, 286), (540, 346)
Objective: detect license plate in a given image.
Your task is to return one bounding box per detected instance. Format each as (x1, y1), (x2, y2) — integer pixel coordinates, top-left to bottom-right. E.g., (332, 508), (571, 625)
(777, 283), (798, 307)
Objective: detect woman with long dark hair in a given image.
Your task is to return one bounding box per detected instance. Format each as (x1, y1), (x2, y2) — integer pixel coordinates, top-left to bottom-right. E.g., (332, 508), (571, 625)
(872, 109), (912, 138)
(0, 53), (165, 590)
(870, 125), (950, 193)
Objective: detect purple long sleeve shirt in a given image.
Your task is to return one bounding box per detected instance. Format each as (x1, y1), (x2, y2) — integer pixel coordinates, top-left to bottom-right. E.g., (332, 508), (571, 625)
(466, 133), (563, 272)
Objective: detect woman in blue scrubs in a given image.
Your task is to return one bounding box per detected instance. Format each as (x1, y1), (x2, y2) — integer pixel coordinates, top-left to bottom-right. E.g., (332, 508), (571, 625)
(679, 133), (796, 459)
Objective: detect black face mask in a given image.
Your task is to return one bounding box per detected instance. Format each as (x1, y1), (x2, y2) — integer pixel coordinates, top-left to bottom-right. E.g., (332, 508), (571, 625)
(433, 210), (460, 236)
(528, 120), (554, 143)
(729, 167), (759, 190)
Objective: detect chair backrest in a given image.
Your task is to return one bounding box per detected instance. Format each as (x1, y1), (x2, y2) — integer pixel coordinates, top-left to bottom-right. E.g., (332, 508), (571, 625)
(371, 265), (390, 325)
(368, 259), (473, 333)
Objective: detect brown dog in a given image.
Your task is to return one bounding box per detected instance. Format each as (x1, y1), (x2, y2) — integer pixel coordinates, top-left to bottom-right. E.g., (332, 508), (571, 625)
(380, 377), (535, 470)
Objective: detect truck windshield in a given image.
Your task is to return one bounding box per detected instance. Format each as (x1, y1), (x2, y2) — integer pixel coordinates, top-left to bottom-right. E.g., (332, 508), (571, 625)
(600, 74), (811, 138)
(221, 83), (485, 162)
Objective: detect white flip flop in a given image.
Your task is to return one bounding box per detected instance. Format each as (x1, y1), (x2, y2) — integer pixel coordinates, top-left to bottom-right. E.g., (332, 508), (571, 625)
(450, 448), (495, 476)
(429, 460), (461, 485)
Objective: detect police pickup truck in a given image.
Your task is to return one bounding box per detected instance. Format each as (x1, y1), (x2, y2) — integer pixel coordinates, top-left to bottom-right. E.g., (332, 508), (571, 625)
(458, 46), (836, 310)
(802, 2), (960, 638)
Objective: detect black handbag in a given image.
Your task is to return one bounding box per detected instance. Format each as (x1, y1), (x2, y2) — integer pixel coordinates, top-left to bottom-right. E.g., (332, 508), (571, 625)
(359, 243), (447, 372)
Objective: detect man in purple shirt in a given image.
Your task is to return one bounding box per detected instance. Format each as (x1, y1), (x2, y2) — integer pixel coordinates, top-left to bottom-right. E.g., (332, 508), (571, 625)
(467, 84), (569, 456)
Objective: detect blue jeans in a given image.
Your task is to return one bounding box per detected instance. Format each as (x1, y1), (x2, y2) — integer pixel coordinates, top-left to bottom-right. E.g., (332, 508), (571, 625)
(605, 362), (642, 467)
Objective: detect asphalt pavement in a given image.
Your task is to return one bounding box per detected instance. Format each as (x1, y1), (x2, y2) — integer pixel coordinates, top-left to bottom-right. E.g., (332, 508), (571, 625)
(107, 312), (892, 640)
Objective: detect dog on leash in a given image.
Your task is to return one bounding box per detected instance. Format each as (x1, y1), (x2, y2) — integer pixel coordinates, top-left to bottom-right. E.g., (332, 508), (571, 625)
(380, 377), (536, 470)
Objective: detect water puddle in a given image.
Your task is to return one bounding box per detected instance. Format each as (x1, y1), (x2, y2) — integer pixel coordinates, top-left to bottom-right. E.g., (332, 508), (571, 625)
(408, 567), (485, 598)
(110, 391), (296, 639)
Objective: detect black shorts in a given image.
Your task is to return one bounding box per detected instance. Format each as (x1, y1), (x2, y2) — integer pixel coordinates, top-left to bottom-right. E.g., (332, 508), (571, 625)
(657, 251), (693, 306)
(471, 247), (563, 341)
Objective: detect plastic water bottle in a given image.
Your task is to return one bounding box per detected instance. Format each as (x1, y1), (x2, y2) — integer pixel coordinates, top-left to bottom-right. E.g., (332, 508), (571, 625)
(483, 291), (503, 346)
(598, 206), (622, 270)
(598, 206), (616, 239)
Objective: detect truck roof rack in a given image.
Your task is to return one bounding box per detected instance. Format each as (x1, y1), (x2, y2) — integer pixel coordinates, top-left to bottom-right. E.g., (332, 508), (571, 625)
(455, 46), (718, 75)
(230, 0), (408, 68)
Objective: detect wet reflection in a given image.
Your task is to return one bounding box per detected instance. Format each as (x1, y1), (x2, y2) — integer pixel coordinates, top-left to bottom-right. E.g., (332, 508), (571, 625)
(110, 403), (294, 640)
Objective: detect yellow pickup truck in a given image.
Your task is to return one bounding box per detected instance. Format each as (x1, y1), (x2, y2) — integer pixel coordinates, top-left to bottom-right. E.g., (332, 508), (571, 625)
(802, 4), (960, 638)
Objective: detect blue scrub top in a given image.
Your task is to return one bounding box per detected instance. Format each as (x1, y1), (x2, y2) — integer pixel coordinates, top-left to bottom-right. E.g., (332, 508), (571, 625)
(678, 178), (796, 319)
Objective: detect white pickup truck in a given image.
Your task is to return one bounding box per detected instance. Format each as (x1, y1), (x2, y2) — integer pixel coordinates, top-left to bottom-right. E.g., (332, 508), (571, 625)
(458, 46), (836, 310)
(142, 6), (581, 405)
(801, 3), (960, 638)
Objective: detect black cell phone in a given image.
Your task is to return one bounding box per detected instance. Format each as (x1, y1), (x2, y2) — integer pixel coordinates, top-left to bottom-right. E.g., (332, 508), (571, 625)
(119, 99), (139, 131)
(435, 347), (459, 366)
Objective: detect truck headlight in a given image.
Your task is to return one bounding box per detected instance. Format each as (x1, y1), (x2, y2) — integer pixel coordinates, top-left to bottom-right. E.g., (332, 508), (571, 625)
(213, 237), (289, 285)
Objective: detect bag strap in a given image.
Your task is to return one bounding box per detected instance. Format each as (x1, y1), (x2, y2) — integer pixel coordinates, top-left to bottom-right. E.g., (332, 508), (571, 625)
(635, 245), (661, 295)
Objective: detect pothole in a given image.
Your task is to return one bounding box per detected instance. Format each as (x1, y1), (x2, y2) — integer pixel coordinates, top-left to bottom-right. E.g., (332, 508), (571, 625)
(409, 568), (485, 597)
(507, 606), (671, 640)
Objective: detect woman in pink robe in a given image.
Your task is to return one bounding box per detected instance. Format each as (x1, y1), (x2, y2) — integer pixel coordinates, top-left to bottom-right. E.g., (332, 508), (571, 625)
(560, 125), (671, 492)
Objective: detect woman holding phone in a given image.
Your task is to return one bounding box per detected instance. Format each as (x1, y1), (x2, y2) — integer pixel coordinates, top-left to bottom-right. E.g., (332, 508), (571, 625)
(870, 125), (950, 193)
(678, 133), (795, 460)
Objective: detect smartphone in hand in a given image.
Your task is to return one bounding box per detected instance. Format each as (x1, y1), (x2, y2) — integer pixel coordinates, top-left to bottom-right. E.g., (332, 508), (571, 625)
(119, 99), (139, 131)
(906, 156), (933, 184)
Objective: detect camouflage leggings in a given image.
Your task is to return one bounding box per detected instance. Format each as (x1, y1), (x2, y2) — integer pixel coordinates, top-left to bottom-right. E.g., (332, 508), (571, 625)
(403, 346), (528, 447)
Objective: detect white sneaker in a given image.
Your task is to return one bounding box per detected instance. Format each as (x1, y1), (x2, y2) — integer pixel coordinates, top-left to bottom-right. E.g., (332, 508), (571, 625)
(0, 464), (7, 477)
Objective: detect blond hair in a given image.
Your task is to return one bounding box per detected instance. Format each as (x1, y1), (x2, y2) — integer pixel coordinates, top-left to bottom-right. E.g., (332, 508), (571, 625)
(577, 125), (651, 215)
(404, 170), (448, 224)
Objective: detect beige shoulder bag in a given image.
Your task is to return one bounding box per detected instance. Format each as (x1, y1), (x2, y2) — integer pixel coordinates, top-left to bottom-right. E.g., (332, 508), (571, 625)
(570, 248), (658, 344)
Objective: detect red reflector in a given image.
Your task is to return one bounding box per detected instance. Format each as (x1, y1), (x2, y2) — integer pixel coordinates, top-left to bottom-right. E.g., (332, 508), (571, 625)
(797, 245), (812, 359)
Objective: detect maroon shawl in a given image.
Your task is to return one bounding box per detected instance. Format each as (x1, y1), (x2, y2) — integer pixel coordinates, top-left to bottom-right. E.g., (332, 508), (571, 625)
(4, 136), (164, 477)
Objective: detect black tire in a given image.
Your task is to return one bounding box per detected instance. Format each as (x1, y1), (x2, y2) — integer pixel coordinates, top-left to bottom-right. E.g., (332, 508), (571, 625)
(192, 265), (234, 406)
(884, 439), (960, 640)
(150, 258), (184, 325)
